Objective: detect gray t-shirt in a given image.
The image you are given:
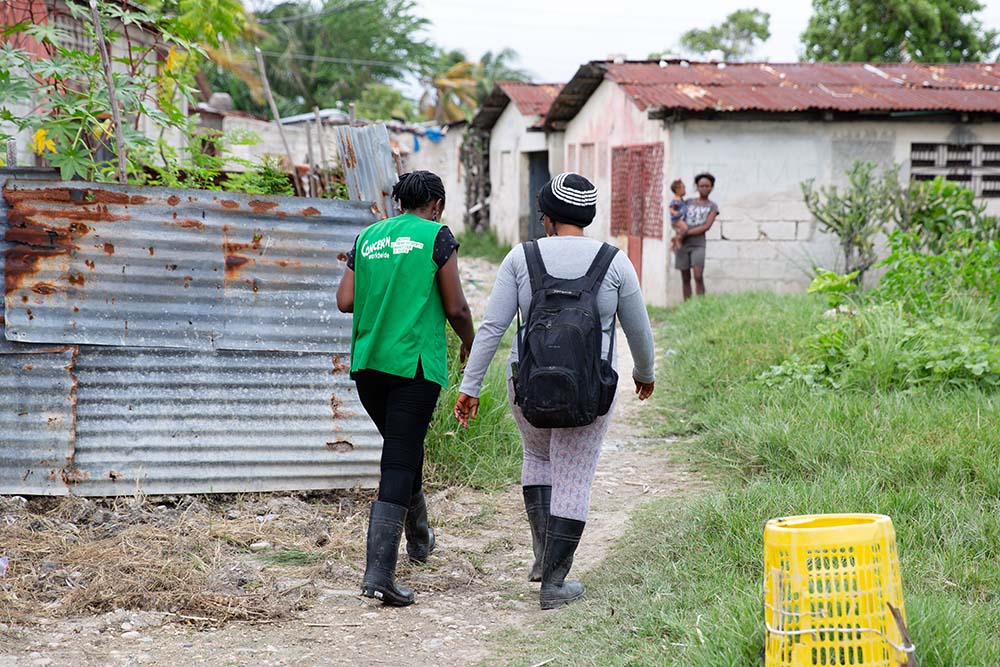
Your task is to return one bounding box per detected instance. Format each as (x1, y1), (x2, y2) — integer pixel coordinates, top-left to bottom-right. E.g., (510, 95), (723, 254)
(459, 236), (656, 398)
(681, 198), (719, 248)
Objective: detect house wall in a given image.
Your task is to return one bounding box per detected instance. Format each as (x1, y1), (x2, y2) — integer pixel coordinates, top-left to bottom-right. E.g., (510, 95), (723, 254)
(488, 104), (546, 245)
(561, 78), (1000, 307)
(562, 81), (671, 306)
(221, 116), (332, 174)
(395, 124), (467, 233)
(672, 119), (1000, 303)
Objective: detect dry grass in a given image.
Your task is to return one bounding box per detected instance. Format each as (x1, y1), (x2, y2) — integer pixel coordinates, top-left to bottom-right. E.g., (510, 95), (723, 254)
(0, 491), (372, 626)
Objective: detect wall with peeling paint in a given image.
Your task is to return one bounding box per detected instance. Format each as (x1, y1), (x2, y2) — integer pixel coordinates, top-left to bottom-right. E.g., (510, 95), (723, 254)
(554, 76), (1000, 306)
(563, 80), (671, 307)
(488, 104), (549, 246)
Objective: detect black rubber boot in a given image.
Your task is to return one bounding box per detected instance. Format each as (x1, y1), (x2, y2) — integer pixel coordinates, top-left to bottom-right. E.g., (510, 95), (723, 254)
(404, 491), (435, 564)
(522, 485), (551, 582)
(360, 501), (415, 606)
(539, 515), (586, 610)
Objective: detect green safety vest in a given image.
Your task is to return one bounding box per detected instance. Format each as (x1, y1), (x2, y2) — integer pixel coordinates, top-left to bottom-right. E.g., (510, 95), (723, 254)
(350, 213), (448, 388)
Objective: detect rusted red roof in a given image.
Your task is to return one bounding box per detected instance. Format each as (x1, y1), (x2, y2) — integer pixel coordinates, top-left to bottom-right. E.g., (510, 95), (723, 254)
(473, 82), (565, 130)
(606, 61), (1000, 114)
(497, 82), (564, 116)
(544, 61), (1000, 127)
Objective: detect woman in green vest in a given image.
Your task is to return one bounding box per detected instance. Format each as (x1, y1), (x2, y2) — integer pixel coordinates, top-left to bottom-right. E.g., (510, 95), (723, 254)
(337, 171), (475, 606)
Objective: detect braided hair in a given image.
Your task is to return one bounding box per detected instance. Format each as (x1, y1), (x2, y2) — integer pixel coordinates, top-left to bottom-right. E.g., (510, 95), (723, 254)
(391, 171), (446, 211)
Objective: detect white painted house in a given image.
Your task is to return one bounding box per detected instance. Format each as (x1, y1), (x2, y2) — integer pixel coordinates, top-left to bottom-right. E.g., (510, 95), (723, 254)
(472, 82), (564, 245)
(533, 60), (1000, 306)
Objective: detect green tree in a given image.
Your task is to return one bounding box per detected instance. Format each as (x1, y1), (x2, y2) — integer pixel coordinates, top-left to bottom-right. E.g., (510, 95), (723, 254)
(254, 0), (432, 113)
(475, 48), (530, 104)
(354, 82), (416, 121)
(419, 49), (478, 123)
(674, 8), (771, 61)
(801, 0), (999, 62)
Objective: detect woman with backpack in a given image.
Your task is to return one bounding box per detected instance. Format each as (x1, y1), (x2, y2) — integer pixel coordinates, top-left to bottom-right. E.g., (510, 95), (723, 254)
(453, 172), (655, 610)
(337, 170), (475, 607)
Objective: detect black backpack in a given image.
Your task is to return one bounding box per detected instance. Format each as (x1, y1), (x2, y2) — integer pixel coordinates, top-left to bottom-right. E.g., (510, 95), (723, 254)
(514, 240), (619, 428)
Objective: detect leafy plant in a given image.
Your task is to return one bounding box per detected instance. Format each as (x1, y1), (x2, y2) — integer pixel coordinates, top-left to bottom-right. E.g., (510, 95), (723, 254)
(801, 161), (898, 280)
(875, 230), (1000, 315)
(0, 2), (199, 180)
(806, 268), (859, 308)
(225, 156), (295, 196)
(894, 176), (999, 253)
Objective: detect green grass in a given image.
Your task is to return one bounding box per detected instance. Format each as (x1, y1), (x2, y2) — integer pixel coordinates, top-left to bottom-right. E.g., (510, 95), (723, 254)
(424, 331), (521, 491)
(259, 548), (322, 567)
(456, 228), (512, 264)
(496, 292), (1000, 666)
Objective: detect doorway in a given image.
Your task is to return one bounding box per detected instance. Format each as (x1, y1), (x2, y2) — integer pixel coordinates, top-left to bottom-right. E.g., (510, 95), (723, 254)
(525, 151), (550, 240)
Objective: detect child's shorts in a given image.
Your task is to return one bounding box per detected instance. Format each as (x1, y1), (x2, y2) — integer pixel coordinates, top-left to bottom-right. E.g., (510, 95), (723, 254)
(674, 244), (706, 270)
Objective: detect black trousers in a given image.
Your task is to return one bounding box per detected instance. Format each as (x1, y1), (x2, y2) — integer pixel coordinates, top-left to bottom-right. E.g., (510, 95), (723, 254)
(353, 363), (442, 507)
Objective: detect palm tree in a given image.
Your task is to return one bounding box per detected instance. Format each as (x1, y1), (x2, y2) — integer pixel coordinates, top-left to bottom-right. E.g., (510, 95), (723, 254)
(419, 49), (478, 123)
(475, 48), (530, 104)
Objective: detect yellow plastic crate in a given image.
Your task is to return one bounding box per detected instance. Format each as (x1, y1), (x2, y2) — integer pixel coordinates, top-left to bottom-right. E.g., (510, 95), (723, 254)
(763, 514), (914, 666)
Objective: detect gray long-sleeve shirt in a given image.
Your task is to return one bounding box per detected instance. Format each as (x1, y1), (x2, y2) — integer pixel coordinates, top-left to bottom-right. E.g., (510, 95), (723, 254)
(459, 236), (656, 398)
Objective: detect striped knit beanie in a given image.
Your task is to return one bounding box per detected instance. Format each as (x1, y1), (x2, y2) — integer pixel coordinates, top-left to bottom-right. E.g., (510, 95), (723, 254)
(538, 172), (598, 227)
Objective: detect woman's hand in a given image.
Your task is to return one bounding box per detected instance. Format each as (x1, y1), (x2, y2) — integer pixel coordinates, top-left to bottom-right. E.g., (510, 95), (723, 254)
(453, 392), (479, 429)
(634, 379), (654, 401)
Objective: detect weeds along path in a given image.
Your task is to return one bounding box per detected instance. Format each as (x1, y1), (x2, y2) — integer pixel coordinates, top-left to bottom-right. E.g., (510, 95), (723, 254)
(1, 256), (708, 667)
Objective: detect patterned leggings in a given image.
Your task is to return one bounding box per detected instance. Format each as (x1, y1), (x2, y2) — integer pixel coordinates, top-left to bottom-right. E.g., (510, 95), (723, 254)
(507, 380), (615, 521)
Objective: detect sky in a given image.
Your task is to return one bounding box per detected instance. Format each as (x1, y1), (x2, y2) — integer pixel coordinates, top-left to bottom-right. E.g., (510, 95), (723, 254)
(413, 0), (1000, 83)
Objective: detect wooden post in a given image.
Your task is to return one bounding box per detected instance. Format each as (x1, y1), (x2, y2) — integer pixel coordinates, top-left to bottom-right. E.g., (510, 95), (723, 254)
(254, 46), (302, 196)
(313, 107), (330, 193)
(304, 121), (315, 197)
(348, 103), (356, 126)
(89, 0), (127, 184)
(5, 138), (16, 168)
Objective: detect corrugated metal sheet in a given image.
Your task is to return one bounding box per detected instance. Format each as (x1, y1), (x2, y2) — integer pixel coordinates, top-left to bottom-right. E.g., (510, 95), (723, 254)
(498, 82), (564, 117)
(546, 60), (1000, 125)
(0, 346), (77, 496)
(334, 123), (400, 220)
(2, 176), (387, 496)
(0, 168), (60, 353)
(473, 82), (564, 130)
(68, 347), (379, 496)
(3, 181), (372, 351)
(605, 61), (1000, 113)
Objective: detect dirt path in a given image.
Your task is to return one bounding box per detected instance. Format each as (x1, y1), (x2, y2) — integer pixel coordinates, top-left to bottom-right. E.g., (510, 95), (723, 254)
(0, 257), (709, 667)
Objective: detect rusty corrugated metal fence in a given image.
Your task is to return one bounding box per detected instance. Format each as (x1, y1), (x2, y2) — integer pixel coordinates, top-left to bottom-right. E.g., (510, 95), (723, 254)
(334, 124), (400, 220)
(1, 159), (393, 496)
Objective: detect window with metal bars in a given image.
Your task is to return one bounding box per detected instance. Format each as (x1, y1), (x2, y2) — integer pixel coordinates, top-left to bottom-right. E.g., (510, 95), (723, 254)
(909, 142), (1000, 197)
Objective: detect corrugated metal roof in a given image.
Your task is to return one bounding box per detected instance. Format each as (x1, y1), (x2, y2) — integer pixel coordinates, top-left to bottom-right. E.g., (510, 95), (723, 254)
(334, 124), (400, 220)
(472, 82), (565, 130)
(3, 180), (371, 351)
(68, 347), (380, 496)
(498, 82), (564, 117)
(544, 60), (1000, 126)
(607, 61), (1000, 113)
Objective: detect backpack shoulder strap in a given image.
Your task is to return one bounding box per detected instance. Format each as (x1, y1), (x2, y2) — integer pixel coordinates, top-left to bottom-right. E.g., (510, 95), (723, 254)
(583, 243), (619, 294)
(522, 240), (548, 294)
